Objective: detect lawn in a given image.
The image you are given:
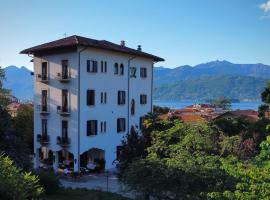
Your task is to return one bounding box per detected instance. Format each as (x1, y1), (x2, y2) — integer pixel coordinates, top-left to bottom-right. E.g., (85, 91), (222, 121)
(44, 188), (130, 200)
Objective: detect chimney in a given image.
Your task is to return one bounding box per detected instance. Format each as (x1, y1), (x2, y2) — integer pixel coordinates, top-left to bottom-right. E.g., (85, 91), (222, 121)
(120, 40), (125, 47)
(137, 45), (142, 51)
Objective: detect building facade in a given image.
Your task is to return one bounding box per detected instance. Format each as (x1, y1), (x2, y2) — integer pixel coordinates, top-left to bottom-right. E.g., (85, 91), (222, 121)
(21, 35), (164, 172)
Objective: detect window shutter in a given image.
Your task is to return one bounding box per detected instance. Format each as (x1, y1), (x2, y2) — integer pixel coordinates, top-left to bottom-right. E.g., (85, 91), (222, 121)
(117, 119), (120, 132)
(123, 91), (126, 104)
(105, 62), (107, 72)
(123, 118), (126, 131)
(87, 120), (90, 136)
(87, 90), (90, 105)
(93, 61), (98, 72)
(87, 60), (90, 72)
(101, 61), (103, 72)
(95, 120), (97, 135)
(104, 92), (107, 103)
(117, 91), (120, 105)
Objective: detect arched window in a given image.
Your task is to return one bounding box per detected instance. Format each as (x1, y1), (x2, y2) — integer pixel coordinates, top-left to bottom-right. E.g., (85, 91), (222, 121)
(131, 99), (135, 115)
(114, 63), (118, 75)
(120, 63), (124, 75)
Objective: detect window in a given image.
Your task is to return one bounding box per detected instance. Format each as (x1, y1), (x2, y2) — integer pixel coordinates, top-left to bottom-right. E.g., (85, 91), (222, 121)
(120, 64), (124, 75)
(117, 91), (126, 105)
(62, 60), (69, 79)
(116, 145), (124, 159)
(41, 62), (48, 80)
(117, 118), (126, 132)
(41, 119), (47, 136)
(130, 67), (136, 78)
(101, 92), (107, 104)
(100, 121), (107, 133)
(62, 120), (68, 138)
(87, 120), (97, 136)
(104, 61), (107, 72)
(140, 94), (147, 104)
(131, 99), (135, 115)
(101, 61), (107, 73)
(114, 63), (118, 74)
(101, 61), (103, 72)
(140, 67), (147, 78)
(139, 117), (145, 129)
(87, 60), (98, 73)
(87, 90), (95, 106)
(62, 89), (69, 112)
(41, 90), (48, 112)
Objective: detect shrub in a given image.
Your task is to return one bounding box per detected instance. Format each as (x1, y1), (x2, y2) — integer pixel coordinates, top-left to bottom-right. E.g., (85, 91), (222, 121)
(36, 170), (60, 195)
(0, 154), (44, 200)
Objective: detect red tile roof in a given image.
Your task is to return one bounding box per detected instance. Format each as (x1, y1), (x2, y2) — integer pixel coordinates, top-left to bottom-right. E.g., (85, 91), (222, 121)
(20, 35), (164, 62)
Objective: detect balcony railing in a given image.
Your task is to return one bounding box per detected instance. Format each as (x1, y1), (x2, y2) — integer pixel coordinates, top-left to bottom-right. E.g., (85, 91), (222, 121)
(57, 136), (70, 147)
(57, 106), (70, 116)
(38, 104), (50, 115)
(37, 134), (50, 145)
(56, 72), (71, 83)
(36, 74), (49, 83)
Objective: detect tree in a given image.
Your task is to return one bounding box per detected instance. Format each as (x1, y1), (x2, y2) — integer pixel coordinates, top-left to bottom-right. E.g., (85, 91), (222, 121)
(0, 107), (32, 169)
(0, 154), (44, 200)
(259, 81), (270, 118)
(122, 122), (234, 199)
(211, 96), (231, 110)
(116, 126), (147, 175)
(14, 104), (34, 152)
(0, 66), (5, 88)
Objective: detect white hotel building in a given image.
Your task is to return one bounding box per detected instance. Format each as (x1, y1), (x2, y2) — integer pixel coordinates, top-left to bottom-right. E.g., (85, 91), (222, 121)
(21, 35), (164, 172)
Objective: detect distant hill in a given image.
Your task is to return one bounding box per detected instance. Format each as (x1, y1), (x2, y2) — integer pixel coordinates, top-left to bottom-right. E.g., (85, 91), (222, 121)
(154, 60), (270, 85)
(2, 60), (270, 101)
(3, 66), (33, 101)
(154, 75), (267, 101)
(154, 60), (270, 101)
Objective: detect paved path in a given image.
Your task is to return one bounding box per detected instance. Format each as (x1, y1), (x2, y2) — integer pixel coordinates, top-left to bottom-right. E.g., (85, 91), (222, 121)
(60, 173), (134, 198)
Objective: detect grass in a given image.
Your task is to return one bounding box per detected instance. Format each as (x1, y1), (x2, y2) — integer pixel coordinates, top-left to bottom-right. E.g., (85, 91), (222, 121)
(44, 188), (130, 200)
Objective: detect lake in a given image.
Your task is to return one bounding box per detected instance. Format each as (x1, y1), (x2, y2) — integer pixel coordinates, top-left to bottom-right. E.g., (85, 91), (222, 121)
(153, 100), (261, 111)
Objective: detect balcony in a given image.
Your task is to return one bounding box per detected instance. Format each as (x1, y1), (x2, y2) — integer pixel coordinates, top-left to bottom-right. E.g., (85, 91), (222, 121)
(57, 136), (70, 147)
(56, 72), (71, 83)
(57, 106), (70, 116)
(37, 134), (50, 145)
(36, 74), (49, 83)
(39, 105), (50, 115)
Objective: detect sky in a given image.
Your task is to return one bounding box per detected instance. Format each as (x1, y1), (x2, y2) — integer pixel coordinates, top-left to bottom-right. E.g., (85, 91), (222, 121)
(0, 0), (270, 70)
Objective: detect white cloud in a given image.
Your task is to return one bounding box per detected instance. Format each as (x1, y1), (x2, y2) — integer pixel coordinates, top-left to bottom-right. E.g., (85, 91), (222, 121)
(260, 0), (270, 13)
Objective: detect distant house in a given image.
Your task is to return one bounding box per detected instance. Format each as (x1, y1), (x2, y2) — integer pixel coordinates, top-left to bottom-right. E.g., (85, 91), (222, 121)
(214, 109), (259, 122)
(6, 102), (21, 117)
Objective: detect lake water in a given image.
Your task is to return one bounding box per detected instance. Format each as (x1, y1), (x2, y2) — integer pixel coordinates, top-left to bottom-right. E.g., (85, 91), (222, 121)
(153, 100), (261, 111)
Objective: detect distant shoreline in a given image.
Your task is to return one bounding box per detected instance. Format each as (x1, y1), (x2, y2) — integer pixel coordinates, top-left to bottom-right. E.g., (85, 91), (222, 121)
(153, 100), (261, 111)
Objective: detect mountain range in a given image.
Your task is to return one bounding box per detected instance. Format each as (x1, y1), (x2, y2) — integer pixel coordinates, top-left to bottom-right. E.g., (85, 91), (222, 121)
(2, 60), (270, 101)
(154, 60), (269, 101)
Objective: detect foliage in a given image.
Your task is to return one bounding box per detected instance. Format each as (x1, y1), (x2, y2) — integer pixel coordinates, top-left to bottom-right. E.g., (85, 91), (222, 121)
(0, 66), (5, 89)
(213, 117), (250, 137)
(122, 122), (235, 199)
(0, 106), (32, 169)
(153, 105), (170, 115)
(116, 126), (147, 175)
(210, 96), (232, 110)
(14, 104), (34, 152)
(0, 154), (44, 200)
(36, 170), (60, 195)
(259, 80), (270, 118)
(44, 188), (130, 200)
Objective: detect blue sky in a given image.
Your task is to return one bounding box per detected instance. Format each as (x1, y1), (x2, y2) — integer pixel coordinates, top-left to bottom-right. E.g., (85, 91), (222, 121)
(0, 0), (270, 70)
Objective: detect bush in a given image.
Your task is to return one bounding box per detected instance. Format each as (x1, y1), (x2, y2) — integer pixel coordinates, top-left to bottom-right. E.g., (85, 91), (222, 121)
(36, 170), (60, 195)
(0, 154), (43, 200)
